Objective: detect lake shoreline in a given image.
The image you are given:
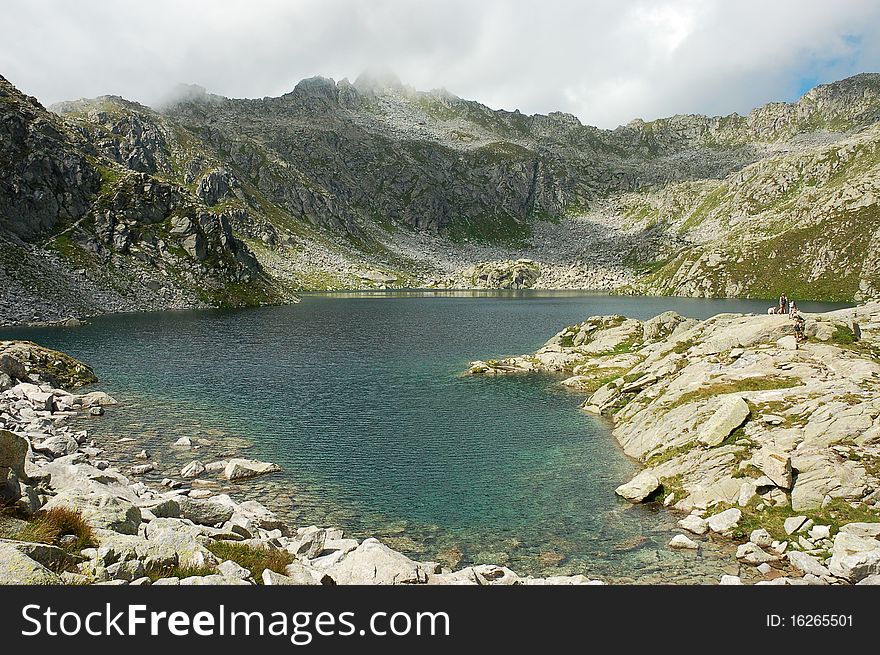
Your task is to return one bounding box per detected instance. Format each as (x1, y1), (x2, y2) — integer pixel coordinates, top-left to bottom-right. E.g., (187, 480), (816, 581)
(469, 303), (880, 585)
(0, 285), (855, 329)
(1, 340), (607, 585)
(4, 295), (878, 585)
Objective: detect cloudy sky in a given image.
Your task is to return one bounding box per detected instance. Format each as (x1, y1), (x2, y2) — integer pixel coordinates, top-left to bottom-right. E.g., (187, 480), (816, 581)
(3, 0), (880, 128)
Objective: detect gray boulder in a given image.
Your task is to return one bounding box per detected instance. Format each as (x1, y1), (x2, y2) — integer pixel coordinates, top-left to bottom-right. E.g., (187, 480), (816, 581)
(325, 538), (428, 585)
(788, 551), (831, 577)
(1, 430), (30, 504)
(223, 458), (281, 481)
(289, 526), (327, 559)
(698, 396), (750, 447)
(0, 429), (29, 479)
(0, 354), (30, 382)
(839, 522), (880, 539)
(0, 543), (61, 584)
(615, 470), (661, 503)
(180, 460), (206, 479)
(42, 487), (142, 535)
(178, 497), (234, 526)
(827, 532), (880, 582)
(706, 508), (742, 533)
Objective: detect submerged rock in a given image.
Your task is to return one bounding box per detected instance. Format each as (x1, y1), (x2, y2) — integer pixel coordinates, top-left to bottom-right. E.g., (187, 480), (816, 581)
(223, 458), (281, 481)
(668, 534), (699, 550)
(180, 460), (206, 479)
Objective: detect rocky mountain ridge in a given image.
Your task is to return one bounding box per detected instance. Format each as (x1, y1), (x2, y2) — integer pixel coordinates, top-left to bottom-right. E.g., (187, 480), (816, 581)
(0, 75), (284, 325)
(2, 72), (880, 323)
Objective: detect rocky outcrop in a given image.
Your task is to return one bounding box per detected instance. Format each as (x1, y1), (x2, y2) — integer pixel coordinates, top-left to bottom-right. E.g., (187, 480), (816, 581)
(0, 543), (61, 584)
(621, 122), (880, 302)
(470, 303), (880, 584)
(0, 340), (97, 389)
(462, 259), (541, 289)
(0, 75), (283, 326)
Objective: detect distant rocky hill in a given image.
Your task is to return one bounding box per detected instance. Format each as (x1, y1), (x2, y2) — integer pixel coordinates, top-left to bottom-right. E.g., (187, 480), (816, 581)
(0, 75), (282, 324)
(1, 71), (879, 323)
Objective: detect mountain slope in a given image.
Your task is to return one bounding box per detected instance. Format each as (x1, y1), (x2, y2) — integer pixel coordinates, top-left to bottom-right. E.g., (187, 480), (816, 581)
(0, 75), (283, 324)
(2, 72), (880, 324)
(618, 121), (880, 301)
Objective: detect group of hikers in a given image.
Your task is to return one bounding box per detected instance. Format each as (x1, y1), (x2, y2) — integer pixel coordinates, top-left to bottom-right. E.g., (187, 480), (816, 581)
(769, 292), (799, 316)
(769, 292), (806, 343)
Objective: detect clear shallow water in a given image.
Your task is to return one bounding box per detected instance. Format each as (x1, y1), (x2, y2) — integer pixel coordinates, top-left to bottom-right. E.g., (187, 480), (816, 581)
(1, 292), (851, 582)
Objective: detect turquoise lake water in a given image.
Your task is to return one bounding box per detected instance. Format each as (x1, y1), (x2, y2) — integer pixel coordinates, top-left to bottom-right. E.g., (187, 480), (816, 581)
(0, 291), (851, 582)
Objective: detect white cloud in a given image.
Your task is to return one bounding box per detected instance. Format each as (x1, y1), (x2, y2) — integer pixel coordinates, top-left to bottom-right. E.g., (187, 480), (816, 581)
(2, 0), (879, 128)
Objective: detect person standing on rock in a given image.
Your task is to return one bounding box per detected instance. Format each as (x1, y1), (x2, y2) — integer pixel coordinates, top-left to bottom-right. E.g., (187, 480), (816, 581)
(779, 293), (789, 314)
(789, 299), (798, 316)
(793, 313), (806, 344)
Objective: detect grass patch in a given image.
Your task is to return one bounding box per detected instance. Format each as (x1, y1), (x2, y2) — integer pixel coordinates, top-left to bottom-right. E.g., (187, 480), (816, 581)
(731, 498), (880, 542)
(842, 450), (880, 478)
(667, 377), (803, 410)
(445, 211), (532, 246)
(645, 440), (698, 467)
(732, 463), (764, 479)
(46, 234), (94, 269)
(567, 369), (629, 393)
(720, 425), (750, 449)
(206, 541), (293, 583)
(655, 474), (686, 504)
(671, 339), (696, 354)
(197, 279), (281, 309)
(17, 507), (96, 553)
(609, 391), (638, 415)
(596, 339), (641, 356)
(830, 325), (856, 345)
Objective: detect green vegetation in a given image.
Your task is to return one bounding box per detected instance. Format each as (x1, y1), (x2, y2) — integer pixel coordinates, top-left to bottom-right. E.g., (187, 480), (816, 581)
(45, 234), (94, 270)
(671, 339), (696, 354)
(196, 279), (281, 309)
(608, 391), (638, 415)
(94, 163), (125, 199)
(206, 541), (293, 583)
(601, 339), (641, 356)
(731, 498), (880, 542)
(667, 377), (803, 410)
(720, 425), (749, 448)
(679, 183), (728, 232)
(445, 211), (532, 246)
(830, 325), (856, 345)
(637, 183), (880, 303)
(566, 367), (630, 393)
(655, 474), (686, 504)
(645, 441), (698, 467)
(732, 463), (764, 479)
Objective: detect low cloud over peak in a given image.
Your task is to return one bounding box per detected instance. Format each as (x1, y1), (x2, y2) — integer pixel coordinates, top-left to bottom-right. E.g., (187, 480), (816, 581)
(3, 0), (880, 128)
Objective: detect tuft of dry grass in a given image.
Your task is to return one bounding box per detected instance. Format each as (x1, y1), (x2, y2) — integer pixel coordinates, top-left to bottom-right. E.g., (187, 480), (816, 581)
(17, 507), (96, 552)
(206, 541), (293, 583)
